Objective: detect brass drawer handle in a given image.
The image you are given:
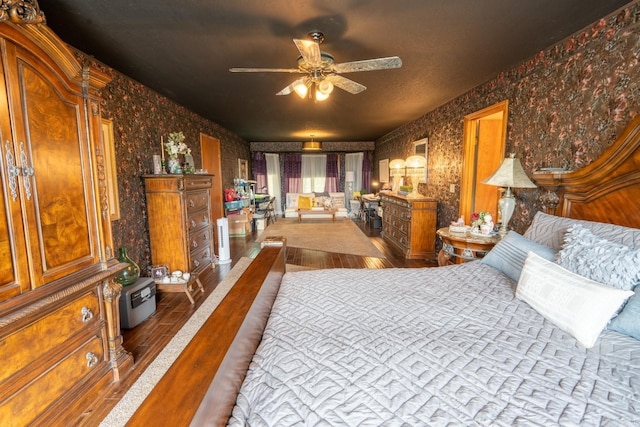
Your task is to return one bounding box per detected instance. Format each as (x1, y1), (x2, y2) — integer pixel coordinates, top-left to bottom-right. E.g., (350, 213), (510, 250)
(192, 240), (198, 248)
(193, 259), (200, 267)
(81, 307), (94, 323)
(189, 199), (195, 208)
(191, 219), (197, 228)
(86, 352), (98, 368)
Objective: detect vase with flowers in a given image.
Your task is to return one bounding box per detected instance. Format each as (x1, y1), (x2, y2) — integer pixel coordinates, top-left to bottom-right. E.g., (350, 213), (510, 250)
(164, 131), (191, 174)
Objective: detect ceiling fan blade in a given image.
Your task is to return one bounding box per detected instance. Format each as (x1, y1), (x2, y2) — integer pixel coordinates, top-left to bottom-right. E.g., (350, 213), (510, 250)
(230, 67), (302, 73)
(293, 38), (322, 67)
(326, 75), (366, 94)
(333, 56), (402, 73)
(276, 78), (306, 96)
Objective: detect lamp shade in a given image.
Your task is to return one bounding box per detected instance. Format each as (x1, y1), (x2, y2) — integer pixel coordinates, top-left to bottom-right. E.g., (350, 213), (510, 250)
(482, 154), (536, 188)
(405, 155), (427, 168)
(302, 140), (322, 150)
(345, 171), (355, 182)
(389, 158), (406, 170)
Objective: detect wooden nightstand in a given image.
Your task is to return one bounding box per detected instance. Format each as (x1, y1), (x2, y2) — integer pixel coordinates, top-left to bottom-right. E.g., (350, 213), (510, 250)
(436, 227), (500, 266)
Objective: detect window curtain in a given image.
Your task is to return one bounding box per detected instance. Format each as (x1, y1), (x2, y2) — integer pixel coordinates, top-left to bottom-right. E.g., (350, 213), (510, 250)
(265, 153), (282, 215)
(301, 154), (327, 193)
(283, 153), (301, 193)
(252, 152), (267, 191)
(345, 152), (364, 196)
(362, 151), (374, 193)
(324, 153), (339, 192)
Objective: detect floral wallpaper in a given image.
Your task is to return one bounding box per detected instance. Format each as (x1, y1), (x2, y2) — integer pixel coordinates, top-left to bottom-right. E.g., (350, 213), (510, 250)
(376, 2), (640, 237)
(75, 52), (250, 273)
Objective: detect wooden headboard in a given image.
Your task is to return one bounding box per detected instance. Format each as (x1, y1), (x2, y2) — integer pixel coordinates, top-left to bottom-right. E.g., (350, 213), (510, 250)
(533, 114), (640, 228)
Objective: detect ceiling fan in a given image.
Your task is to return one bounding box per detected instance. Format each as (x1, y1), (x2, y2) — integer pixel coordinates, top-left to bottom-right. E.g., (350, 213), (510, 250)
(229, 31), (402, 101)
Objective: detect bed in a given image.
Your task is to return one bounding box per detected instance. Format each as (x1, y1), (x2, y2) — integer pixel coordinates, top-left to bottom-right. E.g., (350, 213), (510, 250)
(128, 115), (640, 426)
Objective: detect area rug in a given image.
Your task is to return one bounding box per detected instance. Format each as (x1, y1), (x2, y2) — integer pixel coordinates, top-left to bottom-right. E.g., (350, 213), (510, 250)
(257, 218), (385, 258)
(100, 257), (306, 426)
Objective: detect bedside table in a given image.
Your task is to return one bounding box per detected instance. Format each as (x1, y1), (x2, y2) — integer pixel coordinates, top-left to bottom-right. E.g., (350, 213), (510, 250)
(436, 227), (500, 266)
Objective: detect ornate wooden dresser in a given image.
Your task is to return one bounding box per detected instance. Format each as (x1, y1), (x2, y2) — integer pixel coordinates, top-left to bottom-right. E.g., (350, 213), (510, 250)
(0, 4), (132, 425)
(381, 193), (438, 259)
(144, 174), (216, 302)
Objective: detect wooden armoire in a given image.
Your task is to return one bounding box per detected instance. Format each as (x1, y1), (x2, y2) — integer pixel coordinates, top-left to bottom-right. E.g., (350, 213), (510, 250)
(0, 3), (133, 425)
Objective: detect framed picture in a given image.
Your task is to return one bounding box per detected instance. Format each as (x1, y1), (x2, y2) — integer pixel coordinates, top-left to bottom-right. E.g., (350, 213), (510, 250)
(151, 264), (169, 280)
(238, 158), (248, 180)
(379, 158), (389, 183)
(412, 137), (428, 182)
(101, 118), (120, 220)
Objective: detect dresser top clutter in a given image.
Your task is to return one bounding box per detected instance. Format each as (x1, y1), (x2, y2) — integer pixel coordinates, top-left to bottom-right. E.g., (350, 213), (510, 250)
(0, 4), (133, 425)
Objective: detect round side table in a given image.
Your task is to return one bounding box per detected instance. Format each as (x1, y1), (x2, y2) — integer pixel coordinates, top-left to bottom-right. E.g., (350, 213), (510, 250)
(436, 227), (501, 266)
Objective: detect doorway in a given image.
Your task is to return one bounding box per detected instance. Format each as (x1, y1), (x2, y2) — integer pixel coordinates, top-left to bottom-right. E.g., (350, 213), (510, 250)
(200, 134), (224, 250)
(459, 100), (508, 223)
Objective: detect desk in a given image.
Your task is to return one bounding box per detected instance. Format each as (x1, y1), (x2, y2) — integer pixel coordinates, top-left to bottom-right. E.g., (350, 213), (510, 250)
(436, 227), (500, 266)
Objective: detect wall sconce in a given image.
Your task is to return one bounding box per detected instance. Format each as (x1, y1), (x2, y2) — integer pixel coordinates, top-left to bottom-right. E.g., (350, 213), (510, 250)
(405, 155), (427, 198)
(389, 158), (406, 192)
(482, 153), (537, 236)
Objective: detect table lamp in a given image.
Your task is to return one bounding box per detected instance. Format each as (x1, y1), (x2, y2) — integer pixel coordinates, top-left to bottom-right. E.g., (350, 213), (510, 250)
(405, 155), (427, 198)
(389, 158), (406, 192)
(482, 154), (536, 236)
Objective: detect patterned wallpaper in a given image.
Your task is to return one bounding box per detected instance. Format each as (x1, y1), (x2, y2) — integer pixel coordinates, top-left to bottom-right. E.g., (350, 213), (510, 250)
(71, 1), (640, 269)
(376, 1), (640, 235)
(75, 53), (250, 272)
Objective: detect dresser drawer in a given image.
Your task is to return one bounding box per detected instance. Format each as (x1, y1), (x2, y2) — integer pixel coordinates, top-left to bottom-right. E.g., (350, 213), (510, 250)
(186, 189), (210, 213)
(185, 176), (213, 190)
(189, 226), (213, 254)
(188, 209), (211, 233)
(0, 334), (104, 426)
(190, 245), (213, 272)
(0, 290), (100, 384)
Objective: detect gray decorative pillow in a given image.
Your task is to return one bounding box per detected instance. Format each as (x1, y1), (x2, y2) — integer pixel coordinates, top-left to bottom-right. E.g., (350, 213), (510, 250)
(481, 231), (557, 282)
(524, 211), (640, 251)
(609, 287), (640, 340)
(557, 224), (640, 291)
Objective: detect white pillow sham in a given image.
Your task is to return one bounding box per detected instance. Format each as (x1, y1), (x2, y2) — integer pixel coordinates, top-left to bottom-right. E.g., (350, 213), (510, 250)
(517, 252), (633, 348)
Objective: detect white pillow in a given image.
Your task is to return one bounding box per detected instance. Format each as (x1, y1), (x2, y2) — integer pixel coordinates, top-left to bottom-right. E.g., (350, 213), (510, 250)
(516, 252), (633, 348)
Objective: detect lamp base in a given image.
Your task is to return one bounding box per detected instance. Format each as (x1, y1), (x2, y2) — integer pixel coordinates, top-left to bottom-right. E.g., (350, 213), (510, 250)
(498, 187), (515, 237)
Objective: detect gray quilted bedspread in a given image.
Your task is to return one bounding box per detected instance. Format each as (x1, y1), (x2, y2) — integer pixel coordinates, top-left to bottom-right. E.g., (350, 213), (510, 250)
(228, 262), (640, 426)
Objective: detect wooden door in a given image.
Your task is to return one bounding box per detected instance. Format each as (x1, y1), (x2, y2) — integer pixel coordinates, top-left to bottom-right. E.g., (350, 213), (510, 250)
(460, 101), (508, 223)
(4, 39), (99, 288)
(0, 45), (29, 301)
(200, 133), (223, 221)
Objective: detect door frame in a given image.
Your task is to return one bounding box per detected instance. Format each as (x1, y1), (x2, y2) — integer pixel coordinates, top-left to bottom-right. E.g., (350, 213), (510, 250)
(459, 100), (508, 222)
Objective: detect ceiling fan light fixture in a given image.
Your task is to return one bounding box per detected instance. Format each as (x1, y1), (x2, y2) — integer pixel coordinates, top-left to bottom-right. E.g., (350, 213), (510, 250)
(318, 80), (334, 95)
(294, 81), (308, 98)
(315, 89), (330, 101)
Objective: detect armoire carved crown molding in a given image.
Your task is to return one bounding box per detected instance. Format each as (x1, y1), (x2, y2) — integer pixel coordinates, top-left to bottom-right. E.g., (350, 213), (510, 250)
(0, 0), (45, 24)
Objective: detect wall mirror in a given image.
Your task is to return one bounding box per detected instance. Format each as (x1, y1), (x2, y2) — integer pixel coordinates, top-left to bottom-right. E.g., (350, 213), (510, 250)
(412, 137), (428, 182)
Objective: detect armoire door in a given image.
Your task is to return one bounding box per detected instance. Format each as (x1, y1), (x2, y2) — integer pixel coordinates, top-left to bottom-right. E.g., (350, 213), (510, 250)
(0, 37), (101, 294)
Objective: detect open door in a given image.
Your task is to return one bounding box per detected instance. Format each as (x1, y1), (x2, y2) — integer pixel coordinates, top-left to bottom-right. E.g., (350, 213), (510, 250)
(460, 100), (508, 223)
(200, 134), (224, 250)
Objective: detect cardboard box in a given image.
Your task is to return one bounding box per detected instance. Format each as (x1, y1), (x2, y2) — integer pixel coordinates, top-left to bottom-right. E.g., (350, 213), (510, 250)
(229, 220), (250, 236)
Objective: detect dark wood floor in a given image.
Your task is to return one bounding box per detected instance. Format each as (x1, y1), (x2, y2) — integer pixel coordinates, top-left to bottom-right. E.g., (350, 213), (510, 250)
(77, 219), (437, 426)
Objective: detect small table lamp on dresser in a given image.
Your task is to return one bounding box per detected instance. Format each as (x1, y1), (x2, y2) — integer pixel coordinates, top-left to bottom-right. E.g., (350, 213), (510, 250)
(482, 154), (536, 236)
